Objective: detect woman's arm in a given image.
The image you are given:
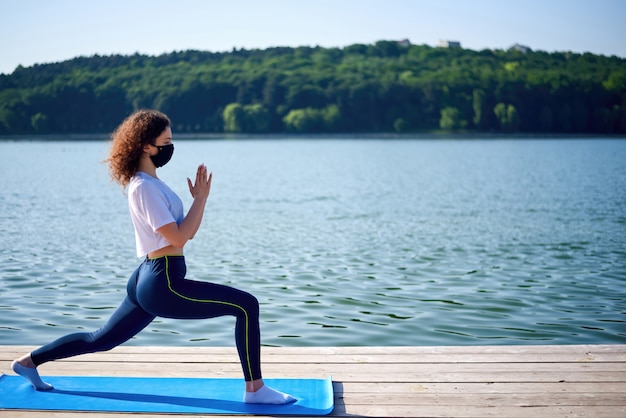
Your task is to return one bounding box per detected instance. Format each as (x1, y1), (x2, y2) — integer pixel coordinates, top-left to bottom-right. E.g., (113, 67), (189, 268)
(156, 164), (212, 248)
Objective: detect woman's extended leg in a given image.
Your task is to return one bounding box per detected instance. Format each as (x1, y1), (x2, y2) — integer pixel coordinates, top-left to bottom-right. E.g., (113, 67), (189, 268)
(13, 267), (156, 390)
(30, 296), (155, 365)
(12, 297), (154, 390)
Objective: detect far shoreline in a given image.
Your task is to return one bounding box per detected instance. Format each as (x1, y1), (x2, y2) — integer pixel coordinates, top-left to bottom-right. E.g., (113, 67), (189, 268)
(1, 132), (625, 142)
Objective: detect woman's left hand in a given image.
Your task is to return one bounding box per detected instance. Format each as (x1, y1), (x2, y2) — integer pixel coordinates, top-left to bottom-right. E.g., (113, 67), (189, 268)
(187, 164), (212, 201)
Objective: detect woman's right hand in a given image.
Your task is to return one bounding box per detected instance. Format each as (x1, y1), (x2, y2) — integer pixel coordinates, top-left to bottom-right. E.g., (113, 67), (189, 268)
(187, 164), (212, 201)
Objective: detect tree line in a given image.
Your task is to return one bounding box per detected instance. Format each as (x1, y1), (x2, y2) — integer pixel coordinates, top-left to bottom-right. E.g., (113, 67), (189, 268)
(1, 40), (625, 135)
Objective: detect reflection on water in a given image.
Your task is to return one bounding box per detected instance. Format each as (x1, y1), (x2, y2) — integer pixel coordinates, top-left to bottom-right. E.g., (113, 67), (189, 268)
(1, 137), (625, 346)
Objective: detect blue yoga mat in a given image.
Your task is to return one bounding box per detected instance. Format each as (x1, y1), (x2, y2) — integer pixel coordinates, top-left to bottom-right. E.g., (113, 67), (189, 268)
(0, 374), (334, 415)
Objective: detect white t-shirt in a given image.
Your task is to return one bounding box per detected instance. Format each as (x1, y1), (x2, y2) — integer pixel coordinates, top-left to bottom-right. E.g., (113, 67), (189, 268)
(128, 171), (184, 257)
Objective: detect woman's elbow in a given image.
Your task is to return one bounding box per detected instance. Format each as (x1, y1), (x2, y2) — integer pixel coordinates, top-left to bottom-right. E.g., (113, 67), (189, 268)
(168, 237), (188, 248)
(157, 223), (188, 248)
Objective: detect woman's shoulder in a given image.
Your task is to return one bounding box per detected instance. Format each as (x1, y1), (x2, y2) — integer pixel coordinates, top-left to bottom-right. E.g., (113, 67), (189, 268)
(129, 172), (156, 193)
(128, 172), (145, 189)
(129, 172), (172, 197)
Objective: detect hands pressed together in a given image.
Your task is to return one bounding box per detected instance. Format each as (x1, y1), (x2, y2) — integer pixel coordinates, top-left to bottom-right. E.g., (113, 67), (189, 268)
(187, 164), (212, 201)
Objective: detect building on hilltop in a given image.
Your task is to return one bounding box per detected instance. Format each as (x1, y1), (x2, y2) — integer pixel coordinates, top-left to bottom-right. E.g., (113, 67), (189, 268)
(397, 39), (411, 47)
(509, 43), (531, 53)
(437, 40), (461, 48)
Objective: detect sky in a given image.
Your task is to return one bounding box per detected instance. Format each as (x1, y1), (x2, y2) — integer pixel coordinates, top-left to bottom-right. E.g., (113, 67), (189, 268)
(1, 0), (625, 75)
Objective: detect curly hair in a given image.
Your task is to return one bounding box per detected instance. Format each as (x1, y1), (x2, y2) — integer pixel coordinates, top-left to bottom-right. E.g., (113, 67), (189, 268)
(106, 109), (171, 188)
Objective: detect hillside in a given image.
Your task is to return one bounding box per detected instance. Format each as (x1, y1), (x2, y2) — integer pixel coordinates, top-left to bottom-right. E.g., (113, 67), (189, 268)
(1, 40), (625, 135)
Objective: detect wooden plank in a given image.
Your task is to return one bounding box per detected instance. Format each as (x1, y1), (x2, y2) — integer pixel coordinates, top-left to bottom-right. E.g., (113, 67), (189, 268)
(22, 369), (624, 387)
(339, 392), (626, 406)
(336, 404), (626, 418)
(2, 344), (624, 363)
(29, 361), (626, 377)
(28, 360), (626, 376)
(338, 381), (626, 394)
(8, 352), (624, 364)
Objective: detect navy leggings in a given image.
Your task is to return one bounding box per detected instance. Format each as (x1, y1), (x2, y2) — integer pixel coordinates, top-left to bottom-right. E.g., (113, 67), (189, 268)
(31, 256), (262, 381)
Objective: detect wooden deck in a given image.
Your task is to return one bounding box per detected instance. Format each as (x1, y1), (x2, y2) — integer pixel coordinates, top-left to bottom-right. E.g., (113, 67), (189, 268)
(1, 344), (625, 417)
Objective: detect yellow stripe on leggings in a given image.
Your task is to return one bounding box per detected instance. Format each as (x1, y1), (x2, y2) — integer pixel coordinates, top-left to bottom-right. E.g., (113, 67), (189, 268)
(163, 256), (254, 380)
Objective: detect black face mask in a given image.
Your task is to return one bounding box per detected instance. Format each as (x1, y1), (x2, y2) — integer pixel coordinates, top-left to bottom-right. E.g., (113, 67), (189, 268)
(150, 143), (174, 168)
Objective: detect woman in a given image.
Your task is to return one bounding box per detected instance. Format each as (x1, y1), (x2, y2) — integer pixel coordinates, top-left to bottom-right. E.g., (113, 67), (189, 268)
(12, 109), (295, 405)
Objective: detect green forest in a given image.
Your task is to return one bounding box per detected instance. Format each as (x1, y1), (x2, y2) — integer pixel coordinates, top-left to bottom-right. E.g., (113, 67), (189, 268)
(1, 40), (625, 135)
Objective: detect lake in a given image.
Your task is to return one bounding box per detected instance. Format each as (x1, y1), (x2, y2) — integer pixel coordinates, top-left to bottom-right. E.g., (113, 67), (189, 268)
(1, 136), (625, 347)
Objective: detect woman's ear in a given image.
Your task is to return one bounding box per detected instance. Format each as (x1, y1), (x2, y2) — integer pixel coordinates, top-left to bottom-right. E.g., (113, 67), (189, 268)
(143, 144), (154, 154)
